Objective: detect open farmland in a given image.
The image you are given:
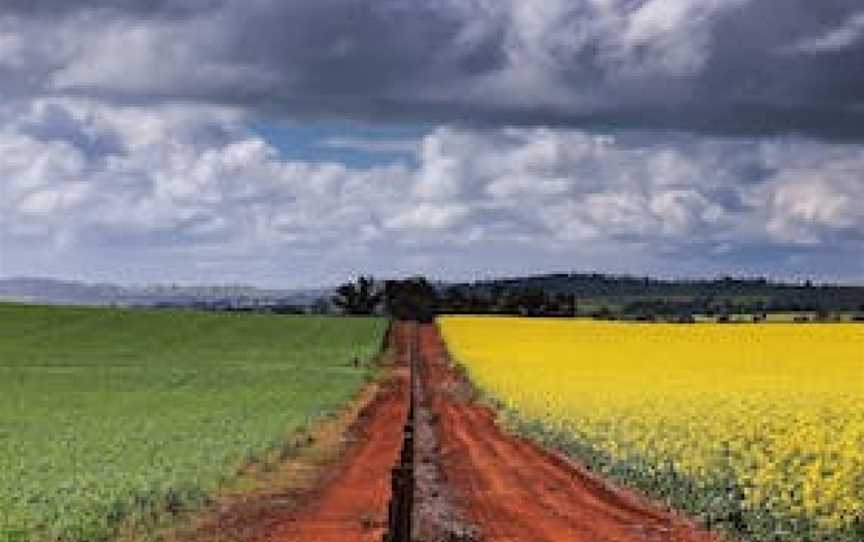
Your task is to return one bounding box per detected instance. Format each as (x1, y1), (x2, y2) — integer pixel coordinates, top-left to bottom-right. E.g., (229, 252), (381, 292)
(440, 316), (864, 541)
(0, 304), (386, 542)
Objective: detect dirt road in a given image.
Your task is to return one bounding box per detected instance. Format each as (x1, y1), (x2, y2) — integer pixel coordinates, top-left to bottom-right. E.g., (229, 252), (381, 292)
(233, 321), (718, 542)
(251, 324), (411, 542)
(418, 323), (718, 542)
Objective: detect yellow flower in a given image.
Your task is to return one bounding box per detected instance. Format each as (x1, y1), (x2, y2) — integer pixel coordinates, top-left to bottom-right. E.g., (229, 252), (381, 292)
(441, 316), (864, 535)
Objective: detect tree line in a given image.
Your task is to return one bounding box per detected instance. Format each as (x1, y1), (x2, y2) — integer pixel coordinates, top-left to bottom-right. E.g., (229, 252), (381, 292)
(331, 274), (864, 321)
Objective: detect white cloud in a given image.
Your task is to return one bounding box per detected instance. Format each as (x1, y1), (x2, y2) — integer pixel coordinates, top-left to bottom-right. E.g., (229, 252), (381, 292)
(615, 0), (741, 76)
(753, 147), (864, 244)
(385, 203), (470, 232)
(785, 12), (864, 54)
(0, 30), (25, 69)
(1, 99), (863, 284)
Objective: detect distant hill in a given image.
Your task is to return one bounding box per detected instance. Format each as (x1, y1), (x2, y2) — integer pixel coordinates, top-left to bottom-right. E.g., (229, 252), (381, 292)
(0, 277), (123, 304)
(0, 277), (330, 309)
(440, 273), (864, 316)
(5, 273), (864, 317)
(466, 272), (863, 299)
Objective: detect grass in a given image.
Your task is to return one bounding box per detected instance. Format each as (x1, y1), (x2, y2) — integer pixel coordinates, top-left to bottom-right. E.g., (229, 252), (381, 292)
(0, 304), (386, 542)
(129, 366), (394, 542)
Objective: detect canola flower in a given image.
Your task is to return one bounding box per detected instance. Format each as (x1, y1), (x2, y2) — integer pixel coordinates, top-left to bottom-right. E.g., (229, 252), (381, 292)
(440, 316), (864, 541)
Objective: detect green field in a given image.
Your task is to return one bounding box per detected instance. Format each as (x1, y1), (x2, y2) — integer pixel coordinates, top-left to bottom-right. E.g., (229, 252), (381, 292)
(0, 304), (386, 542)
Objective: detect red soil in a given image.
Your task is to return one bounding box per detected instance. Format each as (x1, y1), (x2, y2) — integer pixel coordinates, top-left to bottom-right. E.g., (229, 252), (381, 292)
(419, 323), (719, 542)
(251, 323), (411, 542)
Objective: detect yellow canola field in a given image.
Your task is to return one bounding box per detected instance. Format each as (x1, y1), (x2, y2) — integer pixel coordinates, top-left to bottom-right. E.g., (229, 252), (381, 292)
(440, 316), (864, 537)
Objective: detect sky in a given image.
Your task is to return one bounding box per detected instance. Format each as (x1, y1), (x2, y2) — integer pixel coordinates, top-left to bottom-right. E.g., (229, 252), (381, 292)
(1, 0), (863, 288)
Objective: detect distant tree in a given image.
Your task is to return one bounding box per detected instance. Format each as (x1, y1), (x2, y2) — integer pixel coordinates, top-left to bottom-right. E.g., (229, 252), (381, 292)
(499, 288), (522, 315)
(553, 292), (577, 316)
(310, 297), (331, 315)
(594, 305), (613, 320)
(481, 284), (506, 313)
(518, 288), (548, 316)
(466, 292), (488, 314)
(815, 306), (831, 321)
(442, 285), (468, 314)
(385, 276), (438, 322)
(331, 276), (383, 315)
(677, 313), (696, 324)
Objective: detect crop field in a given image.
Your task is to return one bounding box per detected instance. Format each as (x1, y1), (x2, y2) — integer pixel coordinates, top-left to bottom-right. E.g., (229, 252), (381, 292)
(440, 316), (864, 541)
(0, 304), (386, 542)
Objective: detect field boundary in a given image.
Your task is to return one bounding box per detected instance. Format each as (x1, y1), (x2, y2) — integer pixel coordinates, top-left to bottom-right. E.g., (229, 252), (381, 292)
(117, 337), (399, 542)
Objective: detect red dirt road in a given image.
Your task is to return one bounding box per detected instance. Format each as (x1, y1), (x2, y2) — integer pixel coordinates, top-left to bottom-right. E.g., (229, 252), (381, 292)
(419, 323), (719, 542)
(243, 322), (719, 542)
(252, 324), (411, 542)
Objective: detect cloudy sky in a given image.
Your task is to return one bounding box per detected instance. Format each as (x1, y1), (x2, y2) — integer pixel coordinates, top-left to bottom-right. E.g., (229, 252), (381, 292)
(1, 0), (863, 287)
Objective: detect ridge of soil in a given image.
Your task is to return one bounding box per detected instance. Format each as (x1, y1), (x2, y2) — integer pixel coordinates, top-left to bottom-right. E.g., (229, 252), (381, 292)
(411, 322), (482, 542)
(418, 322), (721, 542)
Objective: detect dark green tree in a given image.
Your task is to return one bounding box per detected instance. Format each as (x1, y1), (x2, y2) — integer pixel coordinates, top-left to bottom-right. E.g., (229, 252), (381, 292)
(331, 276), (383, 315)
(384, 277), (438, 322)
(441, 285), (469, 314)
(553, 292), (578, 316)
(517, 287), (548, 316)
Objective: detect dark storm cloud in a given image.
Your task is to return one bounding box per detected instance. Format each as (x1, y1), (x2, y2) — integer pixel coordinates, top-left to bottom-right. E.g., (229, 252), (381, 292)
(0, 0), (223, 17)
(2, 0), (863, 138)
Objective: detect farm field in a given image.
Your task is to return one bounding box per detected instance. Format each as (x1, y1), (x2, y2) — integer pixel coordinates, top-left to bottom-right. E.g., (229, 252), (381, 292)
(0, 304), (386, 542)
(440, 316), (864, 541)
(417, 322), (716, 542)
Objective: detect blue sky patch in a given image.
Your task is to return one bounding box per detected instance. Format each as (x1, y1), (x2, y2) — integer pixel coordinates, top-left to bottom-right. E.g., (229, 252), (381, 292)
(249, 120), (429, 168)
